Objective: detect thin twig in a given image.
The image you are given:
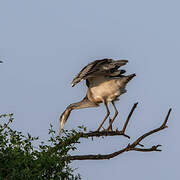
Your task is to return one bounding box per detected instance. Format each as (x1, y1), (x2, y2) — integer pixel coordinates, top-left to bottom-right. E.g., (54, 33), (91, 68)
(131, 145), (162, 152)
(162, 108), (172, 127)
(122, 102), (138, 133)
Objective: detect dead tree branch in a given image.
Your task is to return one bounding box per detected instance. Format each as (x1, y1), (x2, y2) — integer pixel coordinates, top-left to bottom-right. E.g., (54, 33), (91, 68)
(68, 107), (172, 161)
(78, 103), (138, 139)
(122, 102), (138, 133)
(79, 130), (130, 139)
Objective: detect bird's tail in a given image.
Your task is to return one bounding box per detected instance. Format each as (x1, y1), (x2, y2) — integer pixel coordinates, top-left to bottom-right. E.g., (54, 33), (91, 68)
(125, 73), (136, 83)
(120, 73), (136, 85)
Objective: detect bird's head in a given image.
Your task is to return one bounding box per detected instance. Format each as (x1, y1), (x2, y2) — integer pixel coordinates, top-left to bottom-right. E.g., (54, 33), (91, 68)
(71, 82), (76, 87)
(59, 107), (72, 133)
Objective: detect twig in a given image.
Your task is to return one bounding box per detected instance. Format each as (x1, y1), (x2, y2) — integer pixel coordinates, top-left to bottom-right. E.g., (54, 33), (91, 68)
(122, 102), (138, 133)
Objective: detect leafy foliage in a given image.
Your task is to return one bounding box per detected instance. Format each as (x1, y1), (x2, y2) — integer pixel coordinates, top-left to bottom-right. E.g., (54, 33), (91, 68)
(0, 114), (81, 180)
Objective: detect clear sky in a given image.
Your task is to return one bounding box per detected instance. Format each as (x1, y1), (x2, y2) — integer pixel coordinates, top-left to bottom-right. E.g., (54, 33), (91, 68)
(0, 0), (179, 179)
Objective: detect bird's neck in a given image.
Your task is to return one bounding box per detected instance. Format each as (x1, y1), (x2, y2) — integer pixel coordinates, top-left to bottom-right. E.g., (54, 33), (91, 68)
(68, 97), (98, 110)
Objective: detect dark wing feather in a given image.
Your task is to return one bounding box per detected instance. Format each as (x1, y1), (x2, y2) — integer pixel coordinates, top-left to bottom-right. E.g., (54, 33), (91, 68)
(108, 69), (126, 77)
(71, 58), (128, 87)
(71, 59), (111, 86)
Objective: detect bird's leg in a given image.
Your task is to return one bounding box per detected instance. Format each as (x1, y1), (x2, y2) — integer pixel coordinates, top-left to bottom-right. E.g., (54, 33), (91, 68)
(107, 101), (118, 131)
(108, 118), (113, 131)
(97, 100), (110, 131)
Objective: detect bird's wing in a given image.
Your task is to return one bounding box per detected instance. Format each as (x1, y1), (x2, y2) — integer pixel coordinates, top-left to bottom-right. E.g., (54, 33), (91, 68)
(71, 58), (128, 87)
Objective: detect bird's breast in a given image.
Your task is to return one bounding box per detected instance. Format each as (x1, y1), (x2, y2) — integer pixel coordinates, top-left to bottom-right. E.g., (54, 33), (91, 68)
(87, 79), (126, 103)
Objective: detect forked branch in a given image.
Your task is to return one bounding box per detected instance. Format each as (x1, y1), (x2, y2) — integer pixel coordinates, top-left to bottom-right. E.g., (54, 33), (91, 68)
(68, 106), (171, 161)
(78, 103), (138, 139)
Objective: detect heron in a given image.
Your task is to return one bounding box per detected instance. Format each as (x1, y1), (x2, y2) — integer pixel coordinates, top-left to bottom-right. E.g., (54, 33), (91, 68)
(60, 58), (135, 132)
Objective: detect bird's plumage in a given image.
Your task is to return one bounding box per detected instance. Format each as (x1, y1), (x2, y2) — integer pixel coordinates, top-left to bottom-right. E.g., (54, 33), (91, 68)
(86, 73), (135, 104)
(71, 58), (128, 87)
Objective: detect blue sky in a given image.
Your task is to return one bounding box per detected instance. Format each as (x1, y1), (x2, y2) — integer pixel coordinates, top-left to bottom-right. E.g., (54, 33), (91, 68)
(0, 0), (179, 179)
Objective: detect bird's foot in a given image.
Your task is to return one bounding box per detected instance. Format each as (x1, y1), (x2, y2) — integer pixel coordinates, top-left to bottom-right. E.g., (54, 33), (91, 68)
(96, 118), (113, 132)
(101, 118), (113, 132)
(96, 126), (105, 132)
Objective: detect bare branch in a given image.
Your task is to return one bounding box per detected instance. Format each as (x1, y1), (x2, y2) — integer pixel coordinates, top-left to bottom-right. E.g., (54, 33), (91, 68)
(131, 145), (162, 152)
(130, 108), (171, 147)
(77, 103), (139, 139)
(162, 108), (172, 127)
(68, 108), (172, 161)
(68, 144), (162, 161)
(122, 102), (138, 133)
(79, 130), (130, 139)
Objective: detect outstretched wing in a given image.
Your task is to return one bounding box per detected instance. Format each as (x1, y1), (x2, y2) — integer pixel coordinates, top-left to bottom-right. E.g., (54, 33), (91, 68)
(71, 58), (128, 87)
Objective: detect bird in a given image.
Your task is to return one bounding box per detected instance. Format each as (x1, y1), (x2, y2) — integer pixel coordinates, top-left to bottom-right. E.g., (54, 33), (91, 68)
(60, 58), (135, 132)
(0, 61), (3, 63)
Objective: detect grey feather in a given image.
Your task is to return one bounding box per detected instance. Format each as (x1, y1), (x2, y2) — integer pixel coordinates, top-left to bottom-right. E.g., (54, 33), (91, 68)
(71, 58), (128, 87)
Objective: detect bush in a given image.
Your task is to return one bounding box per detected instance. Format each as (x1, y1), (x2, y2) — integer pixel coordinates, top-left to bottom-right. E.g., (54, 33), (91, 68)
(0, 113), (81, 180)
